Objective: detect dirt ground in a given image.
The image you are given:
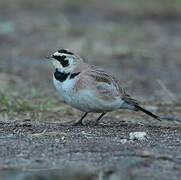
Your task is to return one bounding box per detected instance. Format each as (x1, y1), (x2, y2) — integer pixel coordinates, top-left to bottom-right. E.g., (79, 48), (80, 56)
(0, 0), (181, 179)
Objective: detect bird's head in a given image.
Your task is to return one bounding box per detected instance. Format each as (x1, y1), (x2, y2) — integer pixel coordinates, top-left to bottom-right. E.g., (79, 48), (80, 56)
(46, 49), (83, 73)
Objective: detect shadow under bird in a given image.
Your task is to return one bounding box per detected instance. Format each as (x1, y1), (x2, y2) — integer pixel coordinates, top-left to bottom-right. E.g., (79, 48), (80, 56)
(46, 49), (161, 126)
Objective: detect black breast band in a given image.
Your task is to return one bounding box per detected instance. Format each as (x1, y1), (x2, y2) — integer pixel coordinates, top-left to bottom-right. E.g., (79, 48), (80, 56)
(54, 69), (70, 82)
(54, 69), (80, 82)
(70, 72), (80, 79)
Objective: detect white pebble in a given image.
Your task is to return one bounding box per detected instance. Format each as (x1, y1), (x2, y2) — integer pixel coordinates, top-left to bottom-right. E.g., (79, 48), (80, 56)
(55, 138), (60, 143)
(129, 132), (147, 140)
(61, 136), (65, 140)
(120, 139), (127, 144)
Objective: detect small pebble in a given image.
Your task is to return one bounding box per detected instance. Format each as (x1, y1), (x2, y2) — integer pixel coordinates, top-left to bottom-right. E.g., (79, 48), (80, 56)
(120, 139), (127, 144)
(61, 136), (65, 140)
(55, 138), (60, 143)
(129, 132), (147, 140)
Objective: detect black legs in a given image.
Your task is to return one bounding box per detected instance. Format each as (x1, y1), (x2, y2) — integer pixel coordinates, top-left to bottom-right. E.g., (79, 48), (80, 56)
(73, 112), (88, 126)
(95, 112), (106, 125)
(73, 112), (106, 126)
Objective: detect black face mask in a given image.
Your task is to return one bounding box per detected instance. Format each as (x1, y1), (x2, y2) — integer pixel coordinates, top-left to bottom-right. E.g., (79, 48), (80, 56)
(53, 55), (69, 67)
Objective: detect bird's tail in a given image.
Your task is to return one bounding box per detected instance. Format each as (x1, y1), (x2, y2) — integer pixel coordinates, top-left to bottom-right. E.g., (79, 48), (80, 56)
(134, 105), (161, 121)
(122, 93), (161, 121)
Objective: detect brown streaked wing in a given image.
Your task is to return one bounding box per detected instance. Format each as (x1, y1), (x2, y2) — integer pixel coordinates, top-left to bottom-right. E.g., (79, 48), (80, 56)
(79, 67), (125, 101)
(89, 73), (112, 85)
(88, 66), (125, 94)
(89, 68), (139, 105)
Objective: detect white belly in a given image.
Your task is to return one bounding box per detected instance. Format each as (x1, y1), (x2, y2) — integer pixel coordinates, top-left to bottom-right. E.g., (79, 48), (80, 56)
(69, 89), (123, 112)
(53, 76), (124, 113)
(53, 76), (76, 104)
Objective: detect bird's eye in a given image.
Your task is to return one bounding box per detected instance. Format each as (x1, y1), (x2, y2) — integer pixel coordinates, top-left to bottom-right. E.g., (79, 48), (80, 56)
(61, 55), (66, 59)
(53, 55), (69, 67)
(53, 55), (66, 61)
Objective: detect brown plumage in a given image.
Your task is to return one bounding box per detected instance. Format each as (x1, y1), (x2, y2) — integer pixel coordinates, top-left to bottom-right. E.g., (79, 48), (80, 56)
(74, 64), (161, 121)
(47, 48), (161, 125)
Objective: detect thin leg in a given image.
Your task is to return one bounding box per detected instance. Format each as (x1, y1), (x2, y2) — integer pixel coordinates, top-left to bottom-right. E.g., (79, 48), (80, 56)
(95, 112), (106, 125)
(72, 112), (88, 126)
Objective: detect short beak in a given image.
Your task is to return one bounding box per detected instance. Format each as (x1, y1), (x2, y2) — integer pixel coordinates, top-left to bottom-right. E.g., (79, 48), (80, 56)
(45, 54), (53, 60)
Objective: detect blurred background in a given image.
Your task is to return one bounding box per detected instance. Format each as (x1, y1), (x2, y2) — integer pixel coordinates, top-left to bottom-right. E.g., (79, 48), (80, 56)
(0, 0), (181, 103)
(0, 1), (181, 179)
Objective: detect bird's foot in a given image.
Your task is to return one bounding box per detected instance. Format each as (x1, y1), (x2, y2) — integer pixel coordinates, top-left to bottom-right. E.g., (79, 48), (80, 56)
(72, 120), (84, 126)
(83, 121), (99, 127)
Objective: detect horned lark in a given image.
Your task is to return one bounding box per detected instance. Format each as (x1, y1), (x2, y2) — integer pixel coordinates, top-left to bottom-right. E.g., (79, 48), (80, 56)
(46, 49), (161, 125)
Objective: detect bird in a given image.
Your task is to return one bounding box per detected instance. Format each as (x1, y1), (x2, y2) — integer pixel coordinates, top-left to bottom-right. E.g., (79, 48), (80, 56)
(46, 48), (161, 126)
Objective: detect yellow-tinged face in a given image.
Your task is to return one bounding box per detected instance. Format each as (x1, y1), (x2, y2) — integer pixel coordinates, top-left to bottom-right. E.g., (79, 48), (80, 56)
(47, 49), (78, 73)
